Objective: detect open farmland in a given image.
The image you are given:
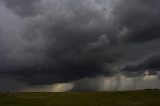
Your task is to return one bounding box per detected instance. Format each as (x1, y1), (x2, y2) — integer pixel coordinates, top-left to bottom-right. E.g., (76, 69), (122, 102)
(0, 90), (160, 106)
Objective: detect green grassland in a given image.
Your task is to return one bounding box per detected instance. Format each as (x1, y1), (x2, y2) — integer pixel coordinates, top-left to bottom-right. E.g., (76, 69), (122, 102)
(0, 90), (160, 106)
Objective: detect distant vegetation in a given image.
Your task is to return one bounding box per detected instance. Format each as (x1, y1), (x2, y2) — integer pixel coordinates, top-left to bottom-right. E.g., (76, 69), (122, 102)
(0, 90), (160, 106)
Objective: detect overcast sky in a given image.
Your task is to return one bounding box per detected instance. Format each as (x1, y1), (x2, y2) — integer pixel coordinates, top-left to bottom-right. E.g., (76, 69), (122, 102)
(0, 0), (160, 92)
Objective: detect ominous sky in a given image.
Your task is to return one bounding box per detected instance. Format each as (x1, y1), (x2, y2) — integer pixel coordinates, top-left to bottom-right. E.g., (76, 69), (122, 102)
(0, 0), (160, 92)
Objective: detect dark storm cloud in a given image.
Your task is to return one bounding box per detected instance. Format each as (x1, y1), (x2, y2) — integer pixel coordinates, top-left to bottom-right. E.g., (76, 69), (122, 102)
(122, 55), (160, 76)
(0, 27), (4, 70)
(0, 78), (25, 92)
(0, 0), (119, 86)
(1, 0), (41, 17)
(1, 0), (160, 91)
(114, 0), (160, 43)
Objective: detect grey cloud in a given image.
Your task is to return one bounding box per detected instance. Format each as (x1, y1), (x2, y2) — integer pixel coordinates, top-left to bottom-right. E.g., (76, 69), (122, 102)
(1, 0), (160, 91)
(122, 55), (160, 76)
(0, 0), (119, 86)
(1, 0), (41, 17)
(114, 0), (160, 43)
(71, 74), (160, 91)
(0, 78), (25, 92)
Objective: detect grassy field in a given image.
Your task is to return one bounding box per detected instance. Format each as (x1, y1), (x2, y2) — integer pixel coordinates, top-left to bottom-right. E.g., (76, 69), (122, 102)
(0, 90), (160, 106)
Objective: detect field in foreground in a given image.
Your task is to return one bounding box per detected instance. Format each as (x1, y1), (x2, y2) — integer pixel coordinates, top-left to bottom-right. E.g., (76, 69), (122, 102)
(0, 90), (160, 106)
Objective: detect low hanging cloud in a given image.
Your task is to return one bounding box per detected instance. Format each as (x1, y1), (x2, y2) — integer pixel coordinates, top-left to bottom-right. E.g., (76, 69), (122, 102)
(17, 74), (160, 92)
(122, 55), (160, 76)
(0, 0), (160, 91)
(71, 74), (160, 92)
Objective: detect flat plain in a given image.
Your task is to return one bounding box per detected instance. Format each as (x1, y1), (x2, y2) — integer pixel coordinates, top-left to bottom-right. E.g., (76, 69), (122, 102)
(0, 90), (160, 106)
